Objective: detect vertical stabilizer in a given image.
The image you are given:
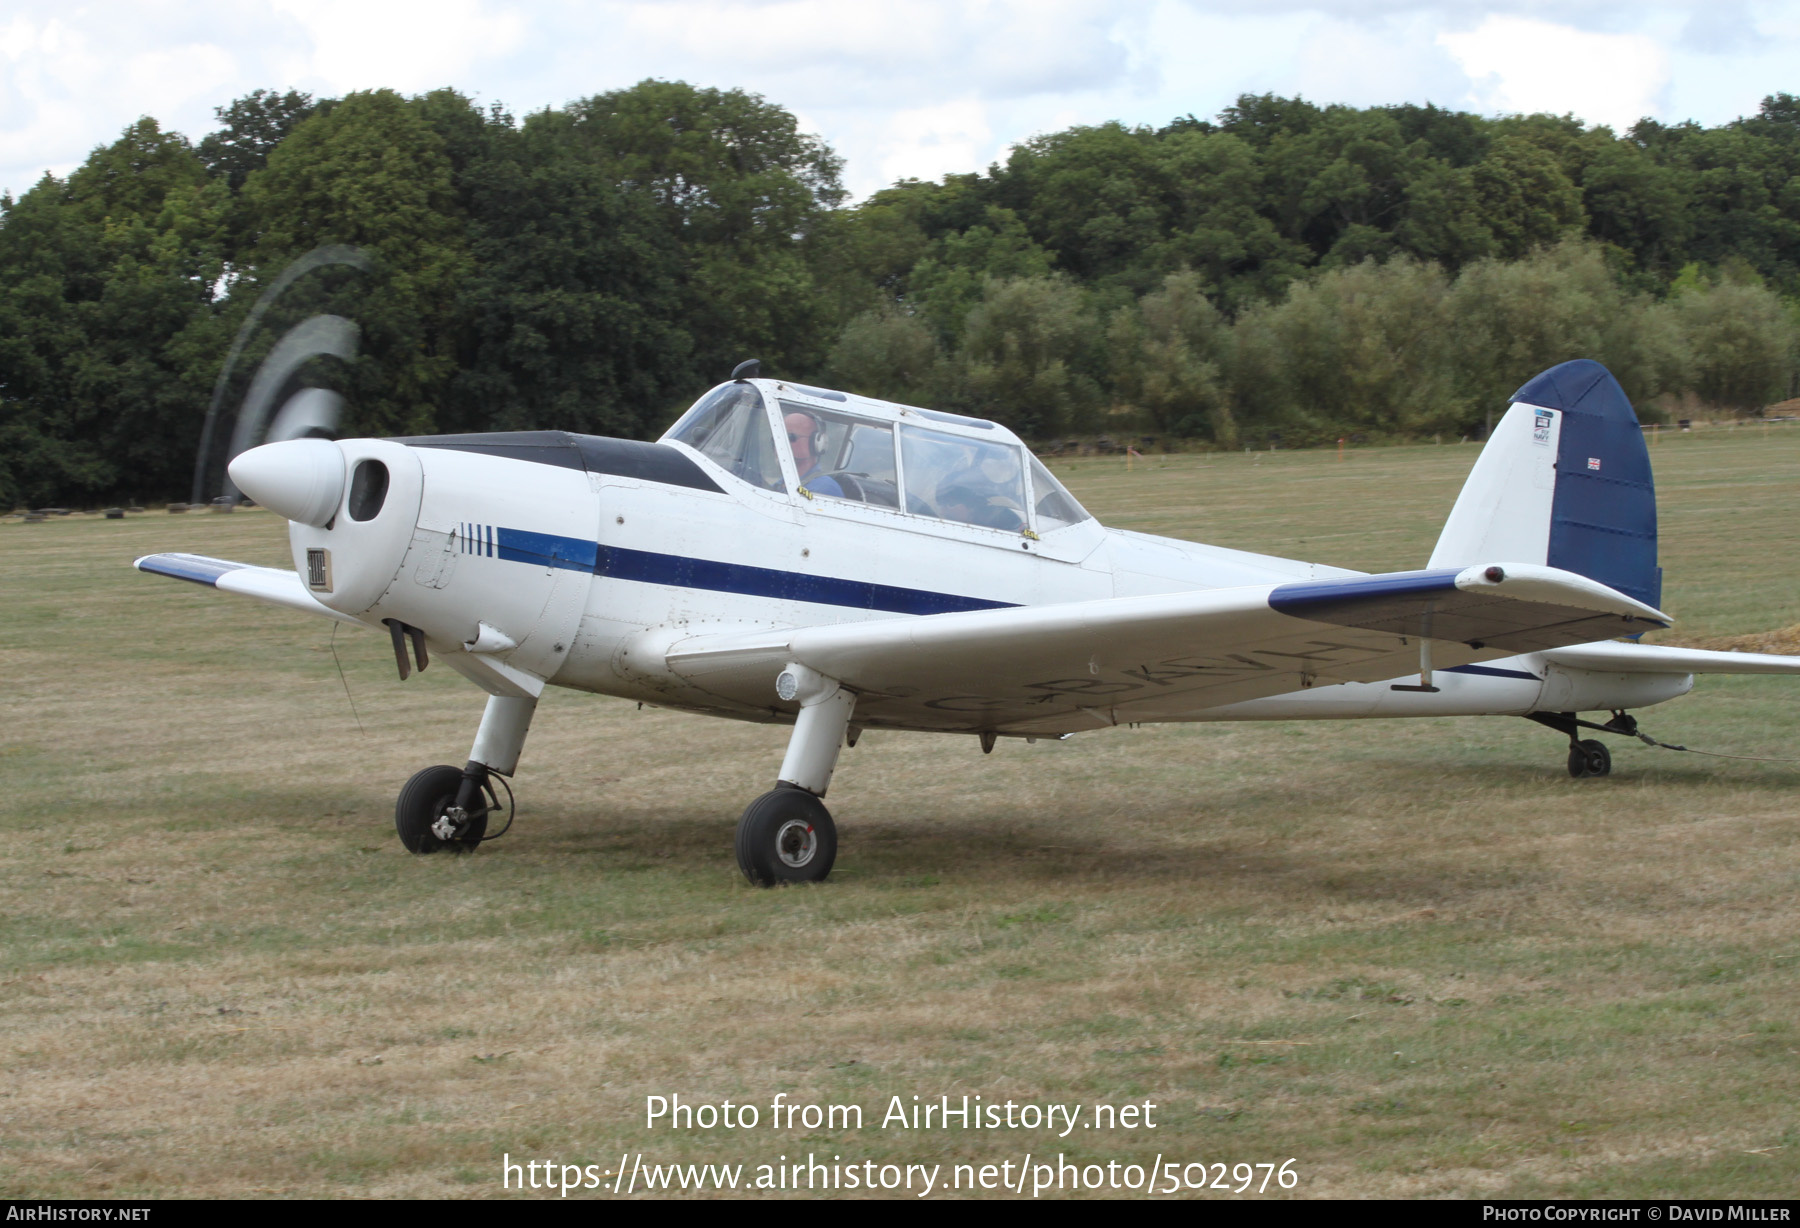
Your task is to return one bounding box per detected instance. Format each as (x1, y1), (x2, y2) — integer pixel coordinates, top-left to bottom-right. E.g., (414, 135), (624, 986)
(1429, 360), (1659, 609)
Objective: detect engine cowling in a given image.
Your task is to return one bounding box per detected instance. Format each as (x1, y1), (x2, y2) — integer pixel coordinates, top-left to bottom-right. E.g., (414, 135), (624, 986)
(230, 437), (424, 617)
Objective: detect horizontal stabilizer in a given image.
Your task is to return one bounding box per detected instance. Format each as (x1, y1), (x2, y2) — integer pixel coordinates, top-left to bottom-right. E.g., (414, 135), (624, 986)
(134, 552), (362, 625)
(1268, 562), (1667, 651)
(1542, 640), (1800, 675)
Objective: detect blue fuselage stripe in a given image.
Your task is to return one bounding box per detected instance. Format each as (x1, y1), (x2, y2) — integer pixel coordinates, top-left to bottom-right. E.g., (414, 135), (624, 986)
(1444, 664), (1541, 681)
(492, 527), (1017, 616)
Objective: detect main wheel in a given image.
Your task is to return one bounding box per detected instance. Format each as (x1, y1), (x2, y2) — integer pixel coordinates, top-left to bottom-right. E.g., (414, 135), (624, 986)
(735, 787), (837, 886)
(1567, 739), (1612, 779)
(395, 764), (489, 853)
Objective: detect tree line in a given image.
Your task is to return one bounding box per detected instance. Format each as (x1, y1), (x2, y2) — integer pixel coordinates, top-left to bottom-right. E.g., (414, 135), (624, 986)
(2, 84), (1797, 507)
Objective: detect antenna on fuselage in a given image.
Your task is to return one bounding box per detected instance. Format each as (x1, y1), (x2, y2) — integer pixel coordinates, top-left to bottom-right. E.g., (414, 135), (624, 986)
(731, 358), (762, 381)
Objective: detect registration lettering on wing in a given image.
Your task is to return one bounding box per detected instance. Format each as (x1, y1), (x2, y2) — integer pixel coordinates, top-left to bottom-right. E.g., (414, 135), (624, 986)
(920, 640), (1396, 712)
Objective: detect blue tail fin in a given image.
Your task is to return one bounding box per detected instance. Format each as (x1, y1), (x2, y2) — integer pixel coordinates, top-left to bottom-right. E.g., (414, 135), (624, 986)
(1514, 360), (1660, 610)
(1430, 360), (1660, 610)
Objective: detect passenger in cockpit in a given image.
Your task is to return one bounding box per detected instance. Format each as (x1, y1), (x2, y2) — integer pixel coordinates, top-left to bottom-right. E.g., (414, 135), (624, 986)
(937, 484), (1025, 532)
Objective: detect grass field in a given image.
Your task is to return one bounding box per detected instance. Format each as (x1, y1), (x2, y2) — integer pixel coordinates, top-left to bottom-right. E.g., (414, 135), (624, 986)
(3, 427), (1798, 1199)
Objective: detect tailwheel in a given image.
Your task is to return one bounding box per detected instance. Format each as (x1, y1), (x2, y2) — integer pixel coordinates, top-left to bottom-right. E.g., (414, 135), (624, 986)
(1566, 739), (1612, 779)
(395, 764), (490, 852)
(735, 786), (837, 886)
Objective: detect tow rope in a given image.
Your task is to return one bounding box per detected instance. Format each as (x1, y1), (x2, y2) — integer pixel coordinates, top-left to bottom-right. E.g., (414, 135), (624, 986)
(1629, 730), (1800, 764)
(1531, 710), (1800, 764)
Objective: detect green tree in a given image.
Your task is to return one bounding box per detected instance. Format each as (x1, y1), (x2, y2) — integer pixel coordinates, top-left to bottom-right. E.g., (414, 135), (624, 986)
(824, 307), (940, 404)
(1578, 135), (1691, 282)
(957, 276), (1100, 437)
(446, 106), (693, 437)
(1468, 136), (1586, 260)
(906, 206), (1053, 341)
(1257, 107), (1422, 263)
(1670, 273), (1796, 409)
(559, 81), (845, 387)
(197, 90), (326, 193)
(241, 89), (473, 436)
(1227, 256), (1459, 439)
(1447, 239), (1682, 417)
(0, 118), (228, 507)
(1108, 270), (1236, 442)
(991, 122), (1169, 288)
(1148, 131), (1308, 309)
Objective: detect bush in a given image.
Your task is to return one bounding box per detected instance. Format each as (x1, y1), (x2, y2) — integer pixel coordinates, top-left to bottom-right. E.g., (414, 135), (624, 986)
(1670, 275), (1796, 411)
(957, 276), (1101, 437)
(1108, 270), (1237, 443)
(1446, 239), (1683, 422)
(1227, 256), (1460, 439)
(825, 307), (940, 404)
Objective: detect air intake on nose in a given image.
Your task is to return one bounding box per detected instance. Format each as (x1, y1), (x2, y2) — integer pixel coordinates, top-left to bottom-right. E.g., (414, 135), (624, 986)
(348, 459), (389, 521)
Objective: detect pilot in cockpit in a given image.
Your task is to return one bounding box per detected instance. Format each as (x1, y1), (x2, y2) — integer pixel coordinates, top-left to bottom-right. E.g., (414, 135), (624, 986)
(784, 410), (844, 497)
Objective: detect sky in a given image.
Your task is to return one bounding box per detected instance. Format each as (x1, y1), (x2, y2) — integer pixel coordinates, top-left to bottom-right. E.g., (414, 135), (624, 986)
(2, 0), (1797, 203)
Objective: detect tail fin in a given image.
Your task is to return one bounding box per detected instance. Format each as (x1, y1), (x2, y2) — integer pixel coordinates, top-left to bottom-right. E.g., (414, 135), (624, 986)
(1428, 360), (1660, 609)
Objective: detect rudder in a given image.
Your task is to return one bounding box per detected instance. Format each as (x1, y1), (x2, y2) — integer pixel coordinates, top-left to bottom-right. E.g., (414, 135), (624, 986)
(1429, 360), (1659, 609)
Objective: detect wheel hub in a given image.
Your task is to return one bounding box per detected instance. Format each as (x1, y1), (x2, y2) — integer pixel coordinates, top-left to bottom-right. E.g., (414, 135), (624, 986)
(775, 818), (816, 868)
(431, 806), (467, 842)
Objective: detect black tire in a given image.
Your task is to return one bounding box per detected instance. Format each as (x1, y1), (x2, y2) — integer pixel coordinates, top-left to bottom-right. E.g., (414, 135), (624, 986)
(734, 787), (837, 886)
(395, 764), (489, 853)
(1580, 739), (1611, 778)
(1567, 744), (1589, 778)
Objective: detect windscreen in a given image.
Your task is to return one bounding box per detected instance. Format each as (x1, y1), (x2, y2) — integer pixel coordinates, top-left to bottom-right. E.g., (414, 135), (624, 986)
(666, 384), (784, 492)
(1028, 454), (1091, 530)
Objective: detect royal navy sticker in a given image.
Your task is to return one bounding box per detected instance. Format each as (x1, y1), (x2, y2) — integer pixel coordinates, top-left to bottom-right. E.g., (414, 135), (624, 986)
(1533, 410), (1553, 444)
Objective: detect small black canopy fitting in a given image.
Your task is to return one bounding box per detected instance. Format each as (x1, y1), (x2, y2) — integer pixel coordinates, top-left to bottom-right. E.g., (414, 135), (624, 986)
(731, 359), (762, 381)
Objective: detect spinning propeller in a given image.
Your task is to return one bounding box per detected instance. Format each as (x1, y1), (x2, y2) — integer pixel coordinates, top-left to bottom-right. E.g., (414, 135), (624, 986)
(190, 245), (372, 506)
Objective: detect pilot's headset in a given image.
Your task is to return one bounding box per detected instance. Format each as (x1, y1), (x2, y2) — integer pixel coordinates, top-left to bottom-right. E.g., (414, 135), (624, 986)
(787, 410), (828, 456)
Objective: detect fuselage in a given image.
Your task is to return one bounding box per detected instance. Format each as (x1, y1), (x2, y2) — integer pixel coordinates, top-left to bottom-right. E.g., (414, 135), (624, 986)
(281, 378), (1692, 733)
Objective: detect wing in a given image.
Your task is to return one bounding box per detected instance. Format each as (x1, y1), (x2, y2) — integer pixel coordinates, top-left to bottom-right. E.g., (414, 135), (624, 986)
(665, 563), (1668, 735)
(1542, 641), (1800, 675)
(134, 552), (364, 626)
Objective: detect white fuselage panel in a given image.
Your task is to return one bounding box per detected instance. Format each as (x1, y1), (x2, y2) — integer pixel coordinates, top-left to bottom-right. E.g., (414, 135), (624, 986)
(309, 426), (1682, 729)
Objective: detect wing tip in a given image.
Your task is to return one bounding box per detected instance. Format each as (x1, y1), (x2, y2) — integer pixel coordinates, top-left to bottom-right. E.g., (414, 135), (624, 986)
(133, 552), (250, 587)
(1452, 561), (1671, 624)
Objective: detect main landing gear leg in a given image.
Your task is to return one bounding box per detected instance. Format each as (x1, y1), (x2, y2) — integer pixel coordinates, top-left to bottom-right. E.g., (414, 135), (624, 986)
(395, 694), (537, 853)
(1525, 710), (1633, 779)
(736, 665), (856, 886)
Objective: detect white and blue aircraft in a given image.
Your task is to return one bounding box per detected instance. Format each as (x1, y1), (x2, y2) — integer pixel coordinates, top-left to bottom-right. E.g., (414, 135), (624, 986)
(137, 359), (1800, 885)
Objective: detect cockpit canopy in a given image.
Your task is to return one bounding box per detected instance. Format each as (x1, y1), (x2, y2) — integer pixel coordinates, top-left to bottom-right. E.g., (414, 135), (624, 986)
(663, 379), (1091, 534)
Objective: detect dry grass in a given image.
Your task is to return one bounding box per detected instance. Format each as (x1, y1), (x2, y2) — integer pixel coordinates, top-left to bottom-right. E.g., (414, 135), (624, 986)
(2, 428), (1798, 1198)
(1664, 624), (1800, 655)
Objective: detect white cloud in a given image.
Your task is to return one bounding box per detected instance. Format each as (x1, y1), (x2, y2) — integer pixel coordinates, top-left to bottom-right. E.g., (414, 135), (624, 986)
(876, 98), (993, 187)
(1438, 15), (1670, 130)
(265, 0), (526, 95)
(1291, 12), (1469, 109)
(612, 0), (1140, 99)
(2, 1), (1797, 201)
(0, 3), (302, 195)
